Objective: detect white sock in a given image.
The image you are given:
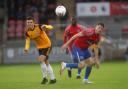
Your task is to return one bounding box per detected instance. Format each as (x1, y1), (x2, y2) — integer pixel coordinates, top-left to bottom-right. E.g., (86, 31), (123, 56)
(40, 62), (47, 78)
(77, 74), (80, 76)
(67, 68), (71, 70)
(47, 64), (55, 80)
(83, 79), (88, 81)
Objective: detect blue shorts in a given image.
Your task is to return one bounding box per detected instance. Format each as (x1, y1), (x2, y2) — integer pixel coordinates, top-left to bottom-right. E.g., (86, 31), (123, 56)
(70, 45), (91, 63)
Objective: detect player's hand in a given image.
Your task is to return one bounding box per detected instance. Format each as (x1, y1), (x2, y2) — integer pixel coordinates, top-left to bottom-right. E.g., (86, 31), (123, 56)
(24, 49), (29, 54)
(95, 61), (100, 69)
(94, 57), (100, 69)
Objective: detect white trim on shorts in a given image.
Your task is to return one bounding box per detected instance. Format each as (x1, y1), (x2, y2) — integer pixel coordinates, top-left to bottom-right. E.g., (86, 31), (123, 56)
(76, 51), (80, 63)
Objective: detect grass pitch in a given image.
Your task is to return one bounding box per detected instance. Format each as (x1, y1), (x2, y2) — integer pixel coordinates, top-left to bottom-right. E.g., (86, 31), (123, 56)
(0, 61), (128, 89)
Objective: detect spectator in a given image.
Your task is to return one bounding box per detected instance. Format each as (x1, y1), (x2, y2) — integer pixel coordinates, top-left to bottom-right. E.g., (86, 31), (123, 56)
(7, 0), (57, 40)
(16, 6), (25, 19)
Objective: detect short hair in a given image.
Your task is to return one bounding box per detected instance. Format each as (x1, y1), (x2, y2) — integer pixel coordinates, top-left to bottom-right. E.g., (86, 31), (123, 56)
(26, 16), (34, 21)
(97, 22), (104, 28)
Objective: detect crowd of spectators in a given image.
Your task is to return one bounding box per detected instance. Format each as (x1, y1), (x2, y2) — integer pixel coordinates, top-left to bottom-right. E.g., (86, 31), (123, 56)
(75, 0), (127, 2)
(7, 0), (57, 40)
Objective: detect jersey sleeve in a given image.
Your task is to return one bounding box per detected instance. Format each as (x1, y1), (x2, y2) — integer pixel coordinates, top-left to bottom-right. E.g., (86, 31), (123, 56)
(39, 24), (53, 31)
(25, 36), (30, 50)
(43, 25), (53, 30)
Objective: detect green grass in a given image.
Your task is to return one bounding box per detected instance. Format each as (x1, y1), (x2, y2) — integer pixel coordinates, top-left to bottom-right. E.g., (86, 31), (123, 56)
(0, 61), (128, 89)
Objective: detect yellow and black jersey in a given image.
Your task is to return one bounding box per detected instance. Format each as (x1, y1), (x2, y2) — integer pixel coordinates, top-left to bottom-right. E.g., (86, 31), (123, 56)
(90, 44), (101, 57)
(25, 24), (53, 49)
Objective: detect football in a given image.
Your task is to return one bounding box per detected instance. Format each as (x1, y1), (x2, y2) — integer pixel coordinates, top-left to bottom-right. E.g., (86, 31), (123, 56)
(55, 5), (66, 17)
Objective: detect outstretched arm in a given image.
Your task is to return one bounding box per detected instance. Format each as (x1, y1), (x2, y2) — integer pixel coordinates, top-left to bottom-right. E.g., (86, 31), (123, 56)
(93, 44), (100, 69)
(100, 36), (112, 44)
(61, 32), (84, 51)
(24, 37), (30, 54)
(41, 25), (53, 31)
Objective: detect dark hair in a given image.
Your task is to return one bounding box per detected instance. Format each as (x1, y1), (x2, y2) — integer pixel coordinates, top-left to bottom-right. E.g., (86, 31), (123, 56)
(97, 22), (104, 28)
(26, 16), (34, 21)
(71, 16), (77, 21)
(71, 16), (77, 26)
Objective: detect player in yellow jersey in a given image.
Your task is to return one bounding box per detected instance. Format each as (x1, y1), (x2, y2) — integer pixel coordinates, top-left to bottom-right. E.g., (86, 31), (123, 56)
(89, 36), (112, 66)
(24, 17), (56, 84)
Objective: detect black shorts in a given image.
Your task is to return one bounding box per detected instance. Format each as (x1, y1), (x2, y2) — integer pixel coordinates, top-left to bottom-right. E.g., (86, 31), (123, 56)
(92, 48), (101, 57)
(38, 47), (52, 60)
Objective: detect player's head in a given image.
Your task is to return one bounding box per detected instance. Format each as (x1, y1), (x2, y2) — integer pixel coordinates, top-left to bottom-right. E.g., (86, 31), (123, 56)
(95, 22), (104, 34)
(71, 16), (77, 26)
(26, 16), (35, 29)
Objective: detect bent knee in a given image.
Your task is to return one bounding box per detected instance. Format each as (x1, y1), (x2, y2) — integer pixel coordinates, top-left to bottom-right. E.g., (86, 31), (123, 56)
(37, 55), (46, 62)
(86, 57), (95, 66)
(78, 63), (85, 69)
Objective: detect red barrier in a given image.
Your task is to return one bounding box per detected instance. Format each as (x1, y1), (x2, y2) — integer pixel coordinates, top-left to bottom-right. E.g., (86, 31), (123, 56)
(110, 2), (128, 15)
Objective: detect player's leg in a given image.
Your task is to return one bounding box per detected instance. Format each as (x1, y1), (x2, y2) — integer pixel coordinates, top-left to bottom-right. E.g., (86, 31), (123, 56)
(84, 47), (101, 83)
(45, 47), (56, 84)
(38, 47), (56, 84)
(38, 55), (48, 84)
(85, 66), (92, 80)
(60, 58), (95, 75)
(77, 48), (94, 83)
(83, 66), (93, 84)
(70, 46), (82, 79)
(82, 47), (95, 82)
(76, 68), (82, 79)
(67, 68), (72, 78)
(60, 57), (93, 75)
(83, 57), (94, 84)
(60, 46), (91, 75)
(75, 48), (92, 79)
(73, 58), (82, 79)
(67, 50), (73, 78)
(74, 54), (82, 79)
(45, 60), (56, 84)
(60, 62), (78, 75)
(83, 48), (101, 84)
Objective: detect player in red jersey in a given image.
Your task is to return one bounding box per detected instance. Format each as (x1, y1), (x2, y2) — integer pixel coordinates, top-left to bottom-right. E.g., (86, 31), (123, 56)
(64, 17), (84, 78)
(60, 22), (104, 83)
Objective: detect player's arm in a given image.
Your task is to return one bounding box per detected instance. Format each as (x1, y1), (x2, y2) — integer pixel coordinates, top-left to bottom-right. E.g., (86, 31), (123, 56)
(24, 36), (30, 54)
(64, 30), (70, 54)
(93, 44), (100, 69)
(79, 25), (87, 31)
(100, 36), (112, 44)
(41, 25), (53, 31)
(64, 30), (68, 43)
(61, 32), (84, 50)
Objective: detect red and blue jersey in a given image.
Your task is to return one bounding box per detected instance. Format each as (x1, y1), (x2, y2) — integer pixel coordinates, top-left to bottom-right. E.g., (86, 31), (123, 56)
(74, 27), (101, 50)
(64, 24), (84, 50)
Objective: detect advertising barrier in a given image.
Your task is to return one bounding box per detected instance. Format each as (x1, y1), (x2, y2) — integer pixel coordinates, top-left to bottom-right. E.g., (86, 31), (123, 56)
(77, 2), (128, 17)
(110, 2), (128, 15)
(77, 2), (110, 17)
(3, 47), (71, 64)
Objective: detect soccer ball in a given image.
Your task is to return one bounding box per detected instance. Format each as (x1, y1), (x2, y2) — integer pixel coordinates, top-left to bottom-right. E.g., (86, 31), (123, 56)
(55, 5), (66, 16)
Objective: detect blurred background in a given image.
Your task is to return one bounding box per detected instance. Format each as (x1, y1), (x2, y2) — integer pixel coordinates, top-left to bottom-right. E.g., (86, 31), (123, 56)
(0, 0), (128, 64)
